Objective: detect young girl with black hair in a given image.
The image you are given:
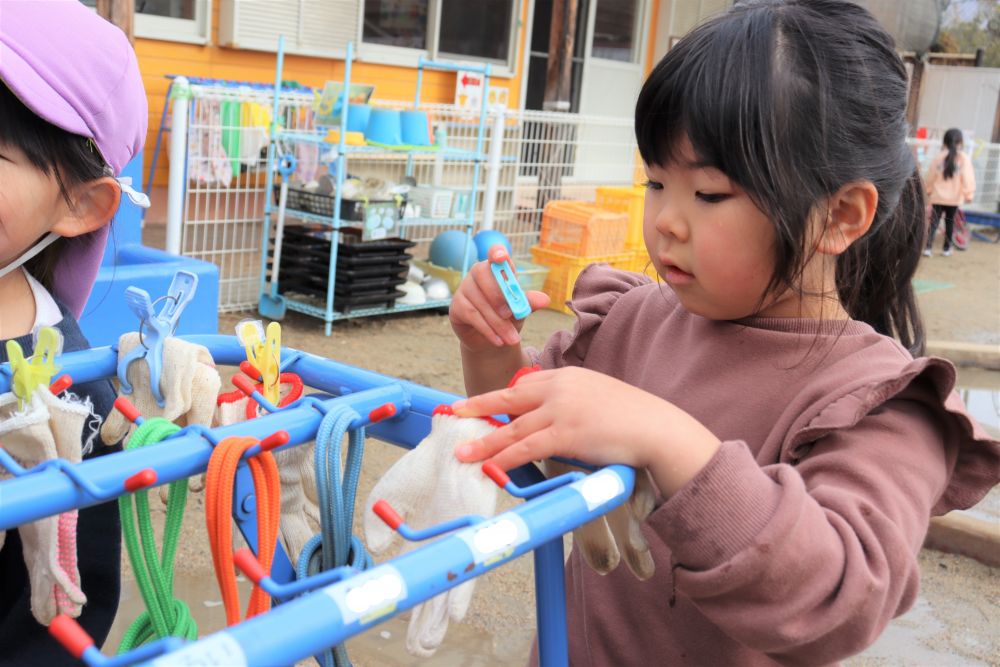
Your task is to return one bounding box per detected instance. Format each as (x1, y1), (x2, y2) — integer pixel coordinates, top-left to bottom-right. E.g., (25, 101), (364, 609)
(448, 1), (999, 664)
(0, 2), (149, 663)
(924, 127), (976, 257)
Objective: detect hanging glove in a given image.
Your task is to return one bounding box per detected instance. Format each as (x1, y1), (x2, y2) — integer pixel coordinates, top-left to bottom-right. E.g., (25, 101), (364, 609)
(101, 333), (221, 447)
(544, 458), (656, 580)
(0, 389), (90, 624)
(214, 372), (316, 562)
(363, 411), (499, 658)
(273, 442), (321, 563)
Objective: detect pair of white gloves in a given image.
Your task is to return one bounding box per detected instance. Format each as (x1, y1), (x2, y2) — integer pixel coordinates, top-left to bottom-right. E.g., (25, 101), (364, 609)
(0, 333), (221, 626)
(0, 387), (96, 624)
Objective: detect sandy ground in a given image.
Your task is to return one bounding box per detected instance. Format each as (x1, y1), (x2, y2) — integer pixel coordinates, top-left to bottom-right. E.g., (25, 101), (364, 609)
(102, 228), (1000, 665)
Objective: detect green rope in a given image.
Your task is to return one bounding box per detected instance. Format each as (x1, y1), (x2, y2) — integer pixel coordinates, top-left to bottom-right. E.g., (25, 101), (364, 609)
(117, 418), (198, 653)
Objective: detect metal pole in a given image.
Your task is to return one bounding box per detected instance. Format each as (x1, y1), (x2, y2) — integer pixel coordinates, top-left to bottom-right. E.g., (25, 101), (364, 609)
(534, 538), (570, 666)
(482, 108), (505, 231)
(165, 76), (190, 256)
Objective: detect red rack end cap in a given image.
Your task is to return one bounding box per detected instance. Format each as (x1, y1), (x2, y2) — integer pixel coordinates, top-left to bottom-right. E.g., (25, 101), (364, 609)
(233, 548), (267, 584)
(368, 403), (397, 423)
(124, 468), (158, 492)
(113, 397), (142, 424)
(259, 430), (290, 452)
(482, 461), (510, 488)
(48, 615), (93, 659)
(232, 374), (257, 397)
(432, 405), (455, 417)
(239, 360), (262, 380)
(372, 499), (404, 530)
(49, 375), (73, 395)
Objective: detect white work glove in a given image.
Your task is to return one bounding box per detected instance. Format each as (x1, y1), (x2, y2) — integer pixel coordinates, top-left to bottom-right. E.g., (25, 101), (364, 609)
(0, 389), (92, 623)
(214, 377), (319, 563)
(101, 333), (221, 447)
(363, 412), (498, 658)
(545, 459), (656, 580)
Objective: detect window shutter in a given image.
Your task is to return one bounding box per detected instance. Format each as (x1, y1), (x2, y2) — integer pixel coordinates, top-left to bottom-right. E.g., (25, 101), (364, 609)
(220, 0), (358, 58)
(299, 0), (358, 55)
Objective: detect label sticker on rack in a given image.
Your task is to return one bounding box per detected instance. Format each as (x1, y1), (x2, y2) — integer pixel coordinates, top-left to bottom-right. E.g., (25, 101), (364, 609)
(570, 469), (626, 511)
(148, 633), (246, 666)
(457, 513), (530, 567)
(325, 564), (407, 626)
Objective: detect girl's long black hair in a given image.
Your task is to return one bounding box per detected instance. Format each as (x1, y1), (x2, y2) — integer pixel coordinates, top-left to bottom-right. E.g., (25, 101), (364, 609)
(942, 127), (963, 179)
(635, 0), (925, 355)
(0, 83), (106, 292)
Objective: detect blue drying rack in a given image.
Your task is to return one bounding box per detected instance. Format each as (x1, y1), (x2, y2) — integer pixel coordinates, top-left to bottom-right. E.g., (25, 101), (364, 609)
(0, 335), (635, 667)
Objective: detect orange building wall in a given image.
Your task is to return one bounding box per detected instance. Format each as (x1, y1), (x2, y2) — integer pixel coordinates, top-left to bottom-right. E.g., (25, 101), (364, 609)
(138, 0), (531, 186)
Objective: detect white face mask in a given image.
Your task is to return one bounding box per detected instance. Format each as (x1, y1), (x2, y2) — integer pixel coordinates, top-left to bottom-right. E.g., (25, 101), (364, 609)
(0, 232), (61, 280)
(0, 175), (149, 280)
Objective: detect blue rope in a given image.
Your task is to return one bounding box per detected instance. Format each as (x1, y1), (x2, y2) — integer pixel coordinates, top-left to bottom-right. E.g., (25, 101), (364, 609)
(296, 406), (372, 667)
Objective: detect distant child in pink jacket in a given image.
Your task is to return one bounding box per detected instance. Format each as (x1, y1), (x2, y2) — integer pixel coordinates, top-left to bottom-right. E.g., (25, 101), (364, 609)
(448, 1), (1000, 665)
(923, 128), (977, 256)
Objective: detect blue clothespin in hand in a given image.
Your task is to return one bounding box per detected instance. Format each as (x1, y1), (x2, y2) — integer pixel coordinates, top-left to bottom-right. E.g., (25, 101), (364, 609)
(117, 270), (199, 407)
(490, 253), (531, 321)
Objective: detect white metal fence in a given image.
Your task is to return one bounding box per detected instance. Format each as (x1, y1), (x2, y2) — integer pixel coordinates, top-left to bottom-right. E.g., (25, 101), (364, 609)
(177, 80), (317, 311)
(167, 83), (1000, 314)
(170, 88), (639, 311)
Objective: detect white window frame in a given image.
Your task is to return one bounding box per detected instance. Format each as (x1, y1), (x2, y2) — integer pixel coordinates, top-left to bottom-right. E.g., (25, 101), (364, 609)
(358, 0), (521, 78)
(589, 0), (644, 64)
(134, 0), (212, 45)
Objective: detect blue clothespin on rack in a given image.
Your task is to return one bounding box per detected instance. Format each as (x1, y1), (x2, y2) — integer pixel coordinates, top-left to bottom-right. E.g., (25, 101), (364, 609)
(117, 270), (198, 408)
(491, 256), (531, 320)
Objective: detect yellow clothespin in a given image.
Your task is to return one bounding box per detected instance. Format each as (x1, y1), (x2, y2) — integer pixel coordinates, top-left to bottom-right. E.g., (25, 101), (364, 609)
(6, 327), (62, 409)
(238, 320), (281, 406)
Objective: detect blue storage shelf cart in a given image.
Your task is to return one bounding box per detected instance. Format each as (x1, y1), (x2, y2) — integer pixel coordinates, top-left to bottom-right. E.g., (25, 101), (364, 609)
(259, 40), (490, 335)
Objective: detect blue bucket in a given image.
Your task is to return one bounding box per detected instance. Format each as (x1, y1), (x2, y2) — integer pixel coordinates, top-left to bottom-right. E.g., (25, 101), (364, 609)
(366, 108), (403, 146)
(400, 110), (431, 146)
(346, 104), (371, 134)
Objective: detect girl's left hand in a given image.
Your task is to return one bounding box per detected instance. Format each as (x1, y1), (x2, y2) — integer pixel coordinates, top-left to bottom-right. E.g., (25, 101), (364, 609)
(451, 367), (722, 493)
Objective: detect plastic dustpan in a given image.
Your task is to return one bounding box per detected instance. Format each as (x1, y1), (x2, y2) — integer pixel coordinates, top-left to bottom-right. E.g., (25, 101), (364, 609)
(260, 156), (296, 320)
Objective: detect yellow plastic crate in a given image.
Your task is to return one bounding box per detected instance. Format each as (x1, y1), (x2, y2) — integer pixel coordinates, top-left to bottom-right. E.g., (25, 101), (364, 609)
(596, 185), (646, 251)
(629, 249), (659, 281)
(530, 245), (633, 314)
(540, 200), (628, 257)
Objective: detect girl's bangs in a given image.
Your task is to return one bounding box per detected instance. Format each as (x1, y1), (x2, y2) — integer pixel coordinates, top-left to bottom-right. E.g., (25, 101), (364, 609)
(635, 8), (779, 190)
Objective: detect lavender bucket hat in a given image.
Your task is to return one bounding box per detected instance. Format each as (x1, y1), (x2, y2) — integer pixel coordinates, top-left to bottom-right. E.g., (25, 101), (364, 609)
(0, 0), (148, 318)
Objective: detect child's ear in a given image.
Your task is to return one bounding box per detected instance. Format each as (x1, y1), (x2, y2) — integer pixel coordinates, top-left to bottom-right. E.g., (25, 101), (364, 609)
(816, 181), (878, 255)
(51, 177), (121, 238)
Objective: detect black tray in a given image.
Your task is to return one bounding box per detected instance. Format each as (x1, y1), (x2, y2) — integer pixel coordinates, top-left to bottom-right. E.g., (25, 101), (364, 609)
(276, 270), (405, 295)
(335, 264), (410, 279)
(277, 186), (405, 223)
(334, 276), (407, 295)
(271, 241), (412, 268)
(334, 289), (407, 313)
(280, 280), (406, 313)
(282, 227), (416, 253)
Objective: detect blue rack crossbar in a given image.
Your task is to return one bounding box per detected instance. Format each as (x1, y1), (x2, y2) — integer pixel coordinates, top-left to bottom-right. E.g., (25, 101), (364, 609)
(144, 465), (635, 667)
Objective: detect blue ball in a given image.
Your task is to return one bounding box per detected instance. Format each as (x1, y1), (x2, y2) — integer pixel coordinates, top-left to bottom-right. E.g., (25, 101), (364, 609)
(429, 230), (473, 271)
(473, 230), (513, 262)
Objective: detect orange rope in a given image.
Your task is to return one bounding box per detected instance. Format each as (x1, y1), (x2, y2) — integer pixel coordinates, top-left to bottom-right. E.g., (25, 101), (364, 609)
(204, 436), (281, 626)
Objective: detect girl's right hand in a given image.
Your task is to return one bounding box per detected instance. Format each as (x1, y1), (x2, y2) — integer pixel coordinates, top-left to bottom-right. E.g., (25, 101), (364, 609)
(449, 246), (550, 351)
